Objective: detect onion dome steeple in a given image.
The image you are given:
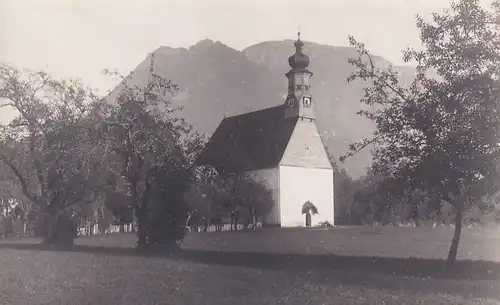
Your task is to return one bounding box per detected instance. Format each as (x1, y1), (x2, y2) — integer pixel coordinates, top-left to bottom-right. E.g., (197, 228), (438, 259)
(284, 31), (315, 120)
(288, 32), (310, 70)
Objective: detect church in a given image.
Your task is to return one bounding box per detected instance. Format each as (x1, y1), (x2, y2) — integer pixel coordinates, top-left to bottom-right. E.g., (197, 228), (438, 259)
(196, 34), (334, 227)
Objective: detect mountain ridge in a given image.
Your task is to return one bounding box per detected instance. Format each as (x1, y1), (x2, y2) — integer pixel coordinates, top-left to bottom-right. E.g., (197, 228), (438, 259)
(105, 39), (417, 178)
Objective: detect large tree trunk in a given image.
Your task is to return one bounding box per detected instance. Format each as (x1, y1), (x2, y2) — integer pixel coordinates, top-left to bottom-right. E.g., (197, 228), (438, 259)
(43, 210), (76, 246)
(131, 183), (148, 248)
(43, 202), (59, 244)
(135, 200), (149, 247)
(252, 205), (256, 231)
(45, 214), (57, 243)
(135, 206), (148, 247)
(202, 218), (208, 232)
(446, 202), (464, 265)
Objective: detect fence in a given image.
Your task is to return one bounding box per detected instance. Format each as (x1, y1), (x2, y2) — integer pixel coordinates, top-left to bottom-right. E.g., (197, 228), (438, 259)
(77, 222), (135, 236)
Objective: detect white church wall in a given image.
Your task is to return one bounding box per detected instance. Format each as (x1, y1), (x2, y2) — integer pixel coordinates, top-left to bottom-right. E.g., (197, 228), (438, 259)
(279, 165), (334, 227)
(279, 119), (332, 169)
(246, 167), (280, 225)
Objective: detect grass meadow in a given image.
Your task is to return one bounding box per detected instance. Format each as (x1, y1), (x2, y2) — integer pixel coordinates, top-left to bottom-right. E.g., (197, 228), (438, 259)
(1, 226), (500, 304)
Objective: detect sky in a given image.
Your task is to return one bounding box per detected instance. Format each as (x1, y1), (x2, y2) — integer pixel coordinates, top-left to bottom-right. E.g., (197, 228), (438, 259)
(0, 0), (495, 94)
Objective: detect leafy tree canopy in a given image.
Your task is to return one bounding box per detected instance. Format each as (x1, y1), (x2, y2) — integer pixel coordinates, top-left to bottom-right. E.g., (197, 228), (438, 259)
(0, 63), (102, 244)
(344, 0), (500, 264)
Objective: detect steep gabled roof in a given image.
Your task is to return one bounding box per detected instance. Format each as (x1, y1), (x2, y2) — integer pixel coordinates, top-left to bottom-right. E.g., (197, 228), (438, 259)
(196, 105), (298, 172)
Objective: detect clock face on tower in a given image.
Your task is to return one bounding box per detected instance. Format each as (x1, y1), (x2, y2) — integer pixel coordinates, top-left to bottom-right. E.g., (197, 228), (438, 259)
(287, 97), (296, 107)
(303, 97), (312, 107)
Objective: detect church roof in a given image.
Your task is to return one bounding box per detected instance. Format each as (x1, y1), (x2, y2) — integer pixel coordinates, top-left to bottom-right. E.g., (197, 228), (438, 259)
(195, 105), (298, 173)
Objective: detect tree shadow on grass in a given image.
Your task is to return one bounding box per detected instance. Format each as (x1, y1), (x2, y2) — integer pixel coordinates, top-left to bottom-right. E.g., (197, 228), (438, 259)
(172, 249), (500, 284)
(0, 241), (499, 282)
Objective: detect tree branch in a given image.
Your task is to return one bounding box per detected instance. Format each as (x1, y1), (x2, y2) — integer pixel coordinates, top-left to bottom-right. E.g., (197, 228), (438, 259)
(340, 134), (383, 162)
(358, 53), (411, 104)
(0, 154), (35, 202)
(28, 132), (46, 194)
(0, 102), (14, 108)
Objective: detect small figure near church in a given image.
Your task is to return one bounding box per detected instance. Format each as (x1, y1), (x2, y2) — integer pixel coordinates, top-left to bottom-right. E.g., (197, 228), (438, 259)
(196, 32), (334, 227)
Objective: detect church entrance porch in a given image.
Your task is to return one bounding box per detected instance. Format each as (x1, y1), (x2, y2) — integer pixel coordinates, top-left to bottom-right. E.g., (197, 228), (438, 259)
(305, 213), (311, 227)
(302, 201), (317, 227)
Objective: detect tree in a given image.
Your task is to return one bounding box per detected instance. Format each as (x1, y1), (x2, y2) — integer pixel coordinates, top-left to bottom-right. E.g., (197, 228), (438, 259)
(334, 169), (355, 221)
(184, 166), (274, 231)
(327, 149), (372, 225)
(0, 162), (29, 237)
(350, 171), (445, 227)
(343, 0), (500, 264)
(0, 64), (101, 244)
(351, 171), (396, 226)
(146, 164), (192, 247)
(229, 174), (274, 230)
(100, 52), (204, 247)
(184, 165), (227, 231)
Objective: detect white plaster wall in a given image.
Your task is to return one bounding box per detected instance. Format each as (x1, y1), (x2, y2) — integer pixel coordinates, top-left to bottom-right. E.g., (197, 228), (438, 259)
(279, 165), (334, 227)
(280, 119), (332, 169)
(246, 167), (280, 225)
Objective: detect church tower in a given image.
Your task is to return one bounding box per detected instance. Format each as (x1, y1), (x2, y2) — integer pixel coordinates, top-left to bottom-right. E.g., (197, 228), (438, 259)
(284, 32), (315, 120)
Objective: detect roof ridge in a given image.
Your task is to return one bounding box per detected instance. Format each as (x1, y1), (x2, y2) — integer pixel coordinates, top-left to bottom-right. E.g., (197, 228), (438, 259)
(223, 105), (283, 120)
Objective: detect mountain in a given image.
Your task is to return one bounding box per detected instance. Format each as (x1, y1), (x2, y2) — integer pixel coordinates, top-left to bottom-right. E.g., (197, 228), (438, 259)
(107, 39), (417, 178)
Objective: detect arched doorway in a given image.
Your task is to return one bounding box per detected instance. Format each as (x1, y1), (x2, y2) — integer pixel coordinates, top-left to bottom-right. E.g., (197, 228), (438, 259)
(305, 213), (312, 227)
(301, 201), (318, 227)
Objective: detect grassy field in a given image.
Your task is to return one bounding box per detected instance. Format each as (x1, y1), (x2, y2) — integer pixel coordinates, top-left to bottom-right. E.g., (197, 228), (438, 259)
(0, 226), (499, 304)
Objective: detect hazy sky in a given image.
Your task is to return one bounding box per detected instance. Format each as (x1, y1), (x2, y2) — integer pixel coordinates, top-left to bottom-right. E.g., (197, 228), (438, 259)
(0, 0), (495, 93)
